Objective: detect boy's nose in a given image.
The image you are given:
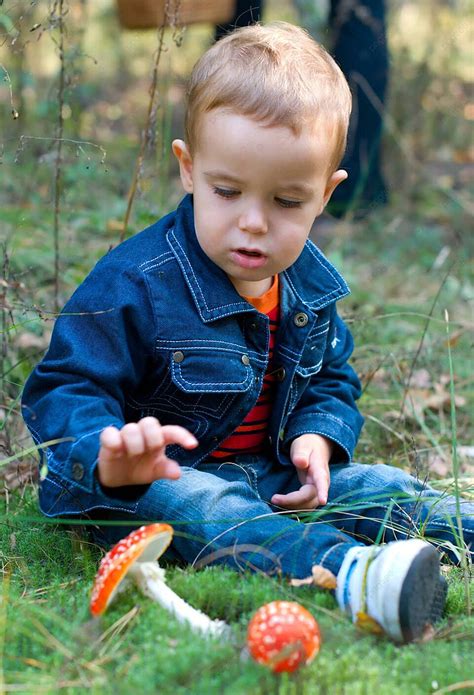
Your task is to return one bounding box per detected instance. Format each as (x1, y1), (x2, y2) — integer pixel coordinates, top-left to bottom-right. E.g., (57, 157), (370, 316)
(238, 205), (268, 234)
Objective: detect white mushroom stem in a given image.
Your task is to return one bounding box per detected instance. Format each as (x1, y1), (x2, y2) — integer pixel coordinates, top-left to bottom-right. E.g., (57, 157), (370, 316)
(128, 561), (230, 639)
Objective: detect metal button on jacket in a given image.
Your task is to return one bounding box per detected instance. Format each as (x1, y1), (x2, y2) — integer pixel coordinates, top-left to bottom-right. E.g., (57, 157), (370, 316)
(173, 351), (184, 363)
(241, 354), (250, 366)
(72, 462), (84, 481)
(294, 312), (309, 327)
(275, 366), (286, 381)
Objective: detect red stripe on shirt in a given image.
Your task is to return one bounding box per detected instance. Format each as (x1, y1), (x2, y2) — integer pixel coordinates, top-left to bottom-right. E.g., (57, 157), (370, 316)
(210, 277), (280, 460)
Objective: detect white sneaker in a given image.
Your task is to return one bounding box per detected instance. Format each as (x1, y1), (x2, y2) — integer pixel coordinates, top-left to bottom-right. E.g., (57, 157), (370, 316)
(336, 539), (446, 643)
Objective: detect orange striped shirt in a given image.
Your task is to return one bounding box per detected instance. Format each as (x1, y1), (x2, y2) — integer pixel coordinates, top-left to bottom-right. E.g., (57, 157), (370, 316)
(210, 276), (280, 459)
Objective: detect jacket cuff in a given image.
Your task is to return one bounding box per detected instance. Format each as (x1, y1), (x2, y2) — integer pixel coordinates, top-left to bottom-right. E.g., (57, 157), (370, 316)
(92, 465), (152, 502)
(283, 412), (360, 464)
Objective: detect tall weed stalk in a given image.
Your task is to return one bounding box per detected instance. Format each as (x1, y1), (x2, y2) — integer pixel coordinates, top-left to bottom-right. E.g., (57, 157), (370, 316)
(445, 309), (471, 614)
(51, 0), (67, 312)
(121, 14), (168, 241)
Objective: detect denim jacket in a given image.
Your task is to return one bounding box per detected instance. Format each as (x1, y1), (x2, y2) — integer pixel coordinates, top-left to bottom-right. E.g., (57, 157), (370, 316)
(22, 195), (364, 518)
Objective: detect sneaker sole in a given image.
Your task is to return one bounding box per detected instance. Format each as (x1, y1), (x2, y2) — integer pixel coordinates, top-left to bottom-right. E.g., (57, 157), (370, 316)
(399, 545), (445, 642)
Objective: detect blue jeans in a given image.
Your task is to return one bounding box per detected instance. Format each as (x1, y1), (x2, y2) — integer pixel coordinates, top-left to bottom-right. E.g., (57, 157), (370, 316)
(90, 459), (474, 578)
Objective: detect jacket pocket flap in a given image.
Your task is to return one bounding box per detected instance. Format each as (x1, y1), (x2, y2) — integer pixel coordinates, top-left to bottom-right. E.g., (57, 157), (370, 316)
(170, 349), (253, 393)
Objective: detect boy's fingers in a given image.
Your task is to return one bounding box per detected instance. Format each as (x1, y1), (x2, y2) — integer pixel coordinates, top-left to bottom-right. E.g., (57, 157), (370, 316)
(140, 417), (165, 451)
(313, 471), (329, 506)
(290, 441), (310, 469)
(310, 453), (330, 506)
(271, 484), (318, 510)
(161, 425), (198, 449)
(100, 426), (123, 452)
(153, 458), (182, 480)
(121, 422), (146, 457)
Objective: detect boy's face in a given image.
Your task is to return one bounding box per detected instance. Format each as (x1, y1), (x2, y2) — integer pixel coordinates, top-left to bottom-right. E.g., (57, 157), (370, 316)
(173, 109), (346, 297)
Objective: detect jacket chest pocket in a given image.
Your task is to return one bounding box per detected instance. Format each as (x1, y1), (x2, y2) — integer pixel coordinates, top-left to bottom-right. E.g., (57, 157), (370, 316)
(151, 347), (254, 421)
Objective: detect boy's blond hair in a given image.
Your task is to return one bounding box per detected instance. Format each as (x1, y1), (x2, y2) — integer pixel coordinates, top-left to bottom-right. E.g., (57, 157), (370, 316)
(185, 22), (352, 174)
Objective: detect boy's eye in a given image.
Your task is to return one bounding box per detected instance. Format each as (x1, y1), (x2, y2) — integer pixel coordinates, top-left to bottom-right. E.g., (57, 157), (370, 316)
(213, 186), (239, 199)
(275, 197), (302, 209)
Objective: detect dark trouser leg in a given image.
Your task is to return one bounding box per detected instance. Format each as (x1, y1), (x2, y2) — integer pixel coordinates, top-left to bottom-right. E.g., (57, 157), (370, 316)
(327, 0), (389, 217)
(215, 0), (265, 41)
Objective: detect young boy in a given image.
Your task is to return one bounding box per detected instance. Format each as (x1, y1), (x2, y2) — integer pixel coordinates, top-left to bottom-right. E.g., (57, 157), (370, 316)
(22, 23), (472, 644)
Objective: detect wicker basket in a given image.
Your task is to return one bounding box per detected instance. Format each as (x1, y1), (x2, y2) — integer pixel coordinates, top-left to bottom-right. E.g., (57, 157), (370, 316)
(116, 0), (236, 29)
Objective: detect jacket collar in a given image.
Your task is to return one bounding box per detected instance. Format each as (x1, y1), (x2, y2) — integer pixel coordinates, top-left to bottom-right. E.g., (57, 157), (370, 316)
(167, 195), (350, 323)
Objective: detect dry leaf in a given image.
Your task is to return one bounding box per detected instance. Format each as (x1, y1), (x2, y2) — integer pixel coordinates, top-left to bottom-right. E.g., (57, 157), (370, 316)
(402, 384), (466, 421)
(15, 331), (50, 351)
(311, 565), (337, 590)
(106, 219), (124, 232)
(444, 328), (465, 348)
(355, 612), (384, 635)
(289, 565), (337, 590)
(408, 368), (432, 389)
(289, 576), (314, 587)
(427, 453), (452, 478)
(458, 446), (474, 460)
(415, 623), (436, 643)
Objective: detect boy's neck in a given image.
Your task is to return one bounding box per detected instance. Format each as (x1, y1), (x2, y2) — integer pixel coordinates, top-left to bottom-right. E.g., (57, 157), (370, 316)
(230, 275), (274, 298)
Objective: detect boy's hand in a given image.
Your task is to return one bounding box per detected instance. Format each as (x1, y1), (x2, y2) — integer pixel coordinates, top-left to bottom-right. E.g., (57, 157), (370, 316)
(97, 416), (198, 488)
(271, 434), (332, 510)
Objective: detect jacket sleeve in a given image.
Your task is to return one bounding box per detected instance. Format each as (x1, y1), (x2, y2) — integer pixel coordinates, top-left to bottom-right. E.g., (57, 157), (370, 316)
(282, 307), (364, 463)
(21, 256), (156, 514)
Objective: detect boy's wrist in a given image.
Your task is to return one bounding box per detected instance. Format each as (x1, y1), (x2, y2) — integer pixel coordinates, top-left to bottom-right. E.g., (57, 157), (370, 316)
(94, 465), (150, 499)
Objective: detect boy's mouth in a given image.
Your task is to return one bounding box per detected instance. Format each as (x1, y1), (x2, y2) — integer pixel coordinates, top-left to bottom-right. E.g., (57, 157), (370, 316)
(231, 248), (267, 269)
(239, 249), (262, 257)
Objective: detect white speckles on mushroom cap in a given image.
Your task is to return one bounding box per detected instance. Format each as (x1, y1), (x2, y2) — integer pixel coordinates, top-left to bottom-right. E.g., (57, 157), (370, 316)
(247, 600), (321, 673)
(90, 523), (173, 617)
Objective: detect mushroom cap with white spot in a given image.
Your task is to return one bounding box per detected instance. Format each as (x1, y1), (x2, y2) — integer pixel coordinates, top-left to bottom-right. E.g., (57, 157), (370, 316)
(247, 600), (321, 673)
(90, 523), (173, 617)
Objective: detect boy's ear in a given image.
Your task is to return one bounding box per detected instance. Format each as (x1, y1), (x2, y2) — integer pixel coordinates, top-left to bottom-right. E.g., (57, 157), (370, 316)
(172, 139), (194, 193)
(320, 169), (348, 211)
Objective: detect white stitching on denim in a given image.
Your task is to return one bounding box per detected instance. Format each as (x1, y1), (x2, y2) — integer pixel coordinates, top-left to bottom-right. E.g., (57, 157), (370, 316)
(138, 251), (174, 269)
(310, 319), (330, 330)
(285, 429), (351, 459)
(295, 359), (323, 375)
(172, 362), (252, 388)
(155, 344), (268, 367)
(306, 244), (347, 291)
(279, 344), (300, 357)
(318, 541), (349, 568)
(64, 427), (107, 468)
(308, 326), (330, 339)
(283, 263), (347, 310)
(170, 229), (248, 315)
(278, 346), (299, 363)
(127, 388), (236, 420)
(141, 257), (174, 272)
(130, 403), (210, 437)
(155, 339), (247, 349)
(311, 413), (355, 435)
(26, 423), (54, 463)
(156, 342), (253, 354)
(41, 475), (138, 514)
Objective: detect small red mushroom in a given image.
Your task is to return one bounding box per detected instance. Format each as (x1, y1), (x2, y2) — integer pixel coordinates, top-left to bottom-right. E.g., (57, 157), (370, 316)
(247, 600), (321, 673)
(90, 523), (229, 639)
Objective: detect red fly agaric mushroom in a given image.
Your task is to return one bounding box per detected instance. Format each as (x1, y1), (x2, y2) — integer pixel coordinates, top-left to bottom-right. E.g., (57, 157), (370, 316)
(90, 523), (229, 638)
(247, 600), (321, 673)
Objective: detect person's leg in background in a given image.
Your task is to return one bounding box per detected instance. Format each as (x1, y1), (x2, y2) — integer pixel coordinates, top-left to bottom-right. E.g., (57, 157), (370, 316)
(327, 0), (389, 217)
(215, 0), (265, 41)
